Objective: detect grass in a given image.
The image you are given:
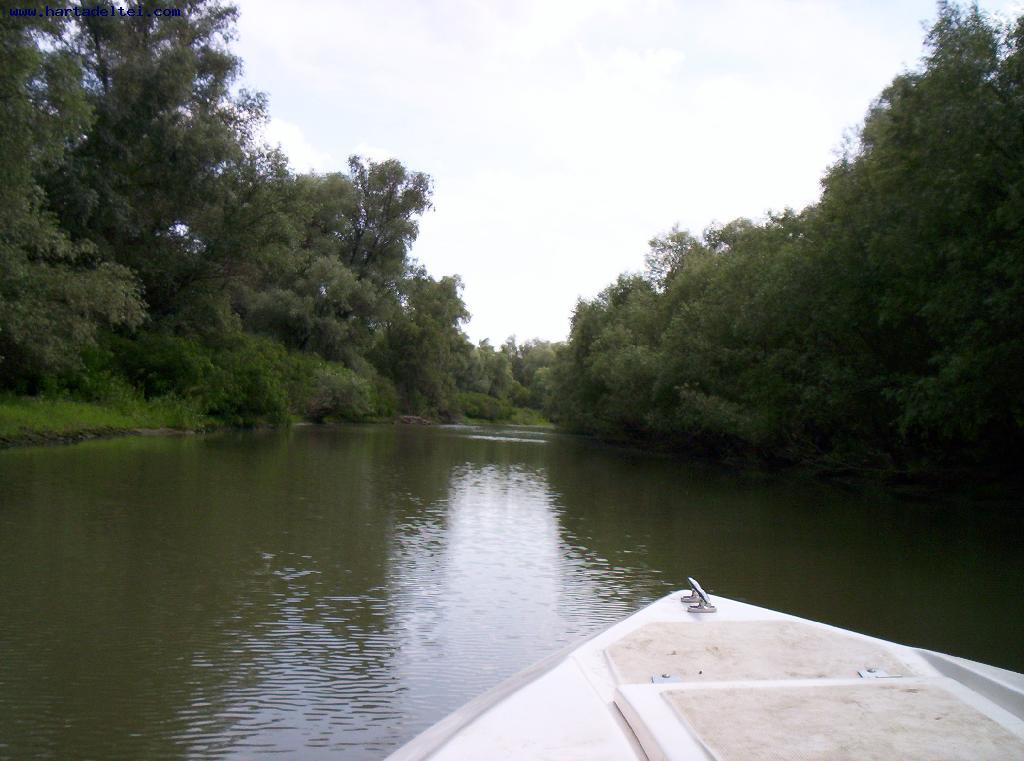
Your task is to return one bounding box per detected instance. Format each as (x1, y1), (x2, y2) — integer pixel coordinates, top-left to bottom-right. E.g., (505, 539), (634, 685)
(0, 393), (553, 448)
(463, 405), (552, 427)
(0, 395), (211, 442)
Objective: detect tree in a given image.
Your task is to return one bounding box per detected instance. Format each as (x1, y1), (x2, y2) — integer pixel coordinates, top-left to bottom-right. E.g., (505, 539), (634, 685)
(0, 18), (142, 388)
(378, 274), (470, 415)
(551, 3), (1024, 472)
(45, 0), (268, 325)
(241, 158), (436, 368)
(340, 156), (433, 288)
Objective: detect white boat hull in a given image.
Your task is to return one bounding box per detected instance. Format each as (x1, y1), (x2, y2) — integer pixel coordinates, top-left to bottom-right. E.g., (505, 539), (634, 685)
(386, 589), (1024, 760)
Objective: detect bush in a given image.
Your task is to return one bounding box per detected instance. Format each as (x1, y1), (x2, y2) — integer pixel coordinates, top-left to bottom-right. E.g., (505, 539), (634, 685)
(506, 407), (549, 426)
(368, 376), (399, 418)
(39, 328), (403, 428)
(305, 366), (373, 422)
(202, 335), (292, 425)
(457, 391), (512, 421)
(108, 333), (215, 399)
(56, 342), (140, 405)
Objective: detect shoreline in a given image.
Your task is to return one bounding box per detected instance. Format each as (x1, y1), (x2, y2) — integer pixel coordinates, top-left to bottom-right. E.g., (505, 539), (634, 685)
(0, 425), (203, 451)
(0, 412), (551, 452)
(3, 408), (1016, 499)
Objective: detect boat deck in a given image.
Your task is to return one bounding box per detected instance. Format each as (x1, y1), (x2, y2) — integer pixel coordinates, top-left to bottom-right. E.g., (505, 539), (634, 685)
(651, 680), (1024, 761)
(386, 589), (1024, 760)
(606, 618), (923, 682)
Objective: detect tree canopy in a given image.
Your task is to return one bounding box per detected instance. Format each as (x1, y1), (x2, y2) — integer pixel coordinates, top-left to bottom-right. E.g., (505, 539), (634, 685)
(0, 1), (547, 422)
(3, 1), (1020, 478)
(547, 3), (1024, 475)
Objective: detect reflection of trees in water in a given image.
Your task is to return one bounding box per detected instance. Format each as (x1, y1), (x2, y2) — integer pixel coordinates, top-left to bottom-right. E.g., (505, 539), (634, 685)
(381, 429), (669, 742)
(0, 428), (428, 759)
(385, 462), (564, 732)
(382, 427), (566, 740)
(0, 425), (615, 759)
(541, 436), (1024, 671)
(1, 425), (1021, 760)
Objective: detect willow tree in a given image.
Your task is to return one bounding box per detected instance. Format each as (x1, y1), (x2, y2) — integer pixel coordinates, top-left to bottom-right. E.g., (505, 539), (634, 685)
(45, 0), (271, 329)
(550, 3), (1024, 472)
(0, 18), (142, 389)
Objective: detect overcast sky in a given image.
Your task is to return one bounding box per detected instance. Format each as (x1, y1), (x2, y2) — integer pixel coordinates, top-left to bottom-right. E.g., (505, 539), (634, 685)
(234, 0), (1021, 345)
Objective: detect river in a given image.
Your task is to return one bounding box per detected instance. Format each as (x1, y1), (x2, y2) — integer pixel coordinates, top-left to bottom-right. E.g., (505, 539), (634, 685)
(1, 424), (1021, 759)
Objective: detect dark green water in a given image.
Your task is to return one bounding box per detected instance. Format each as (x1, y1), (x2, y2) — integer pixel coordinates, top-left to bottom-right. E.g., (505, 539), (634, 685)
(1, 424), (1021, 759)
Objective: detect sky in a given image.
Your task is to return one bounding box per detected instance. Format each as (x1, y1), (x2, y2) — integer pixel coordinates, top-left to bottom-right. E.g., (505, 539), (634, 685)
(234, 0), (1022, 345)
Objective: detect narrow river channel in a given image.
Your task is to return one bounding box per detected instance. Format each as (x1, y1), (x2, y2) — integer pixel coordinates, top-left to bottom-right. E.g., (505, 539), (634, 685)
(1, 424), (1021, 759)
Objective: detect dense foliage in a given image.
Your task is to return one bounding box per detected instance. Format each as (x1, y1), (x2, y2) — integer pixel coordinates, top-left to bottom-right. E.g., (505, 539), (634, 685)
(3, 2), (1019, 479)
(0, 1), (548, 425)
(548, 3), (1024, 475)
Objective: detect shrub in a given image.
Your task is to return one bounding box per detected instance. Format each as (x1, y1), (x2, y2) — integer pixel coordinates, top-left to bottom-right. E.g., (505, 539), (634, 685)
(368, 376), (399, 418)
(108, 333), (214, 399)
(202, 335), (292, 425)
(305, 366), (373, 422)
(457, 391), (512, 421)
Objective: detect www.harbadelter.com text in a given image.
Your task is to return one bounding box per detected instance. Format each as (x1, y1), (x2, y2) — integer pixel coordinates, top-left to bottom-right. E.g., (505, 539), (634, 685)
(8, 4), (182, 17)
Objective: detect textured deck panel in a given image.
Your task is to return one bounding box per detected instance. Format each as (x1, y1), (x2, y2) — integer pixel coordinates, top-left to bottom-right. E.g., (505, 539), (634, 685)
(666, 682), (1024, 761)
(606, 620), (919, 684)
(388, 591), (1024, 761)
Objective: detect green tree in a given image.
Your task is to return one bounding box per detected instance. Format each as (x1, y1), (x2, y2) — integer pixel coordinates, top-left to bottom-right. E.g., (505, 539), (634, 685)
(0, 19), (142, 388)
(241, 160), (432, 366)
(46, 0), (268, 326)
(378, 274), (470, 415)
(552, 3), (1024, 473)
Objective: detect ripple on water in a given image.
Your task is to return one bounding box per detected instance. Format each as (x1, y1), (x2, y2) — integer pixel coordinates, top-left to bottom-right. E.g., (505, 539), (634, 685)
(13, 426), (972, 759)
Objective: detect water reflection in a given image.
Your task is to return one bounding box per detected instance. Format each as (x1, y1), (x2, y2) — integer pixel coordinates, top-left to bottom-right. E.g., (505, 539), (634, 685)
(385, 460), (647, 746)
(0, 424), (1021, 760)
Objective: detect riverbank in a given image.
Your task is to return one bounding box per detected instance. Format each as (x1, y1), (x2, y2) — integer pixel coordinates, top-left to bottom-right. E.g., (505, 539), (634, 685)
(567, 425), (1024, 498)
(462, 409), (551, 427)
(0, 396), (214, 449)
(0, 396), (552, 450)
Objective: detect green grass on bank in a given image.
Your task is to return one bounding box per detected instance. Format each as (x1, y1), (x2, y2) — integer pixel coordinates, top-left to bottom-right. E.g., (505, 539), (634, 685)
(455, 392), (551, 426)
(0, 395), (211, 441)
(463, 406), (552, 427)
(0, 393), (553, 446)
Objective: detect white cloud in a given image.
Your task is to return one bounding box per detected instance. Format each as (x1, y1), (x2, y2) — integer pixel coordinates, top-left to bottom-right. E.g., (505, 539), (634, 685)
(236, 0), (1020, 343)
(352, 142), (398, 163)
(261, 117), (334, 173)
